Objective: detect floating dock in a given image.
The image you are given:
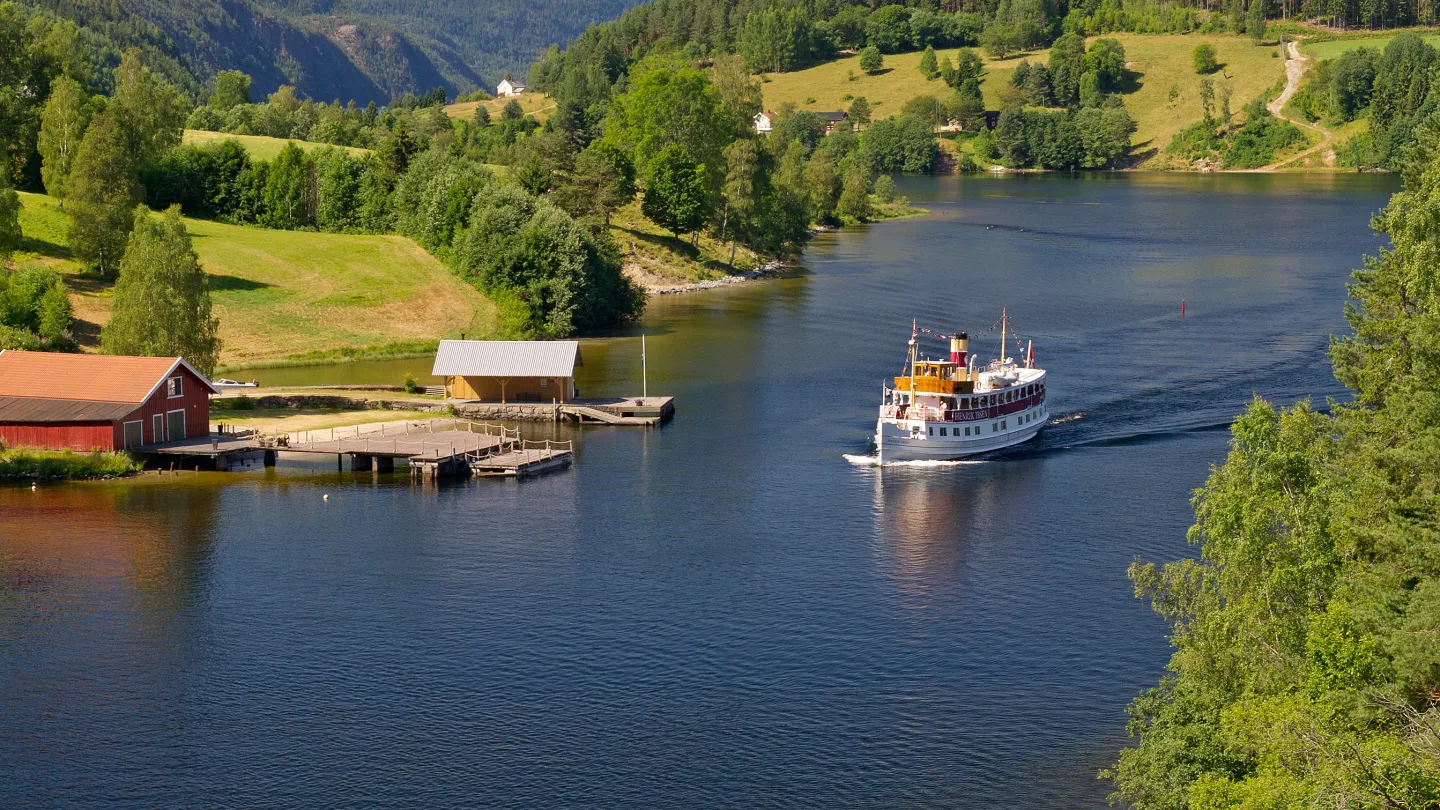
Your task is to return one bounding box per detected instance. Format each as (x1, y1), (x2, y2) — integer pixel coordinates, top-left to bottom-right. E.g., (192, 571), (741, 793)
(138, 419), (570, 479)
(468, 440), (574, 477)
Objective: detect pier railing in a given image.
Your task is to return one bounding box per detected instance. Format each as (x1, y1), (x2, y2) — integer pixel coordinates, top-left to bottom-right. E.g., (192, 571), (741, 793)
(265, 418), (520, 448)
(464, 438), (573, 462)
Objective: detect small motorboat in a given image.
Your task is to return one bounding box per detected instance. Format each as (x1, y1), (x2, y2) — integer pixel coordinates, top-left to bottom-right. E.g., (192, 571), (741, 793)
(214, 378), (260, 390)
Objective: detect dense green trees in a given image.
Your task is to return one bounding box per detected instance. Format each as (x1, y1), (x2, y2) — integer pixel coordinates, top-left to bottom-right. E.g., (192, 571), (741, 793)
(863, 116), (940, 173)
(1109, 144), (1440, 810)
(1167, 99), (1302, 168)
(101, 206), (220, 375)
(37, 77), (89, 207)
(111, 50), (188, 172)
(987, 105), (1136, 169)
(455, 184), (641, 337)
(211, 70), (252, 110)
(0, 179), (20, 259)
(1284, 34), (1440, 169)
(642, 145), (711, 240)
(604, 65), (730, 184)
(0, 266), (72, 350)
(67, 111), (141, 277)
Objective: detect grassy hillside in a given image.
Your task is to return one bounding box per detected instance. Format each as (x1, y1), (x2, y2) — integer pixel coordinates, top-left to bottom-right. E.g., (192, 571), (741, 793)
(761, 34), (1287, 168)
(608, 201), (763, 287)
(1301, 31), (1440, 59)
(11, 193), (496, 369)
(182, 130), (372, 161)
(445, 92), (557, 123)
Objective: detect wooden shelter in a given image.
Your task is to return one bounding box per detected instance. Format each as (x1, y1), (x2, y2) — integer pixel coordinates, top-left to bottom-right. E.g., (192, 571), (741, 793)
(432, 340), (582, 403)
(0, 351), (219, 451)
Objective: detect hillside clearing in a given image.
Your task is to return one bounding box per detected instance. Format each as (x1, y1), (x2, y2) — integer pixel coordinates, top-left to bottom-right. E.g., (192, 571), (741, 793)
(760, 34), (1286, 168)
(609, 201), (765, 287)
(1301, 31), (1440, 60)
(11, 192), (496, 369)
(182, 130), (371, 161)
(445, 92), (556, 123)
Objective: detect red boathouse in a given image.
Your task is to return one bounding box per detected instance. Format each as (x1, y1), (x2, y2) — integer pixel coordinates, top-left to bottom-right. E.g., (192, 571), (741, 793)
(0, 351), (219, 451)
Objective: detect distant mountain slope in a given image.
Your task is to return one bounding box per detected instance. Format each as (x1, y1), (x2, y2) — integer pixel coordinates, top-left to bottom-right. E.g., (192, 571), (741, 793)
(20, 0), (480, 103)
(250, 0), (648, 87)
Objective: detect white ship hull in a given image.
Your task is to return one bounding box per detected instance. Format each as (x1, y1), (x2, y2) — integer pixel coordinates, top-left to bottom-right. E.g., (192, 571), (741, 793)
(876, 405), (1049, 462)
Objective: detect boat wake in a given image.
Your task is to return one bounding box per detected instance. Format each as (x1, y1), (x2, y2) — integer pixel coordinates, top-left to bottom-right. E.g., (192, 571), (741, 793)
(842, 453), (985, 468)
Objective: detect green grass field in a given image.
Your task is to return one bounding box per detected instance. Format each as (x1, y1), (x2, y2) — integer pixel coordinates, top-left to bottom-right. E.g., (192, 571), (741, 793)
(1301, 31), (1440, 60)
(761, 34), (1287, 168)
(11, 192), (496, 368)
(182, 130), (371, 161)
(445, 92), (556, 123)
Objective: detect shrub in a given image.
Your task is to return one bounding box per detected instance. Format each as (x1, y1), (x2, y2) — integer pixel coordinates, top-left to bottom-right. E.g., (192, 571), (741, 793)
(874, 174), (899, 203)
(859, 46), (884, 75)
(403, 373), (423, 394)
(0, 448), (141, 479)
(1193, 43), (1219, 75)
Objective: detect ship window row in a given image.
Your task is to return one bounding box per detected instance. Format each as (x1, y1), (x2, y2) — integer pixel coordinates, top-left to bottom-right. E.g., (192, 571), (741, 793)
(958, 383), (1044, 410)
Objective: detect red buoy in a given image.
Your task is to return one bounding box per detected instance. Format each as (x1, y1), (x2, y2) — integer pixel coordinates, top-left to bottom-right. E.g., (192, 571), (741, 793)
(1181, 299), (1186, 317)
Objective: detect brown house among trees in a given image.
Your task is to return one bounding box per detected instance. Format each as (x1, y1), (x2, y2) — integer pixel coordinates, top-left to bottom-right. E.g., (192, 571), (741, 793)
(0, 351), (219, 451)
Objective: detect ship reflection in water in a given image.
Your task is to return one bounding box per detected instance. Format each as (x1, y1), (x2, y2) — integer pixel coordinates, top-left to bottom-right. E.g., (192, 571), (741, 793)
(868, 457), (1041, 609)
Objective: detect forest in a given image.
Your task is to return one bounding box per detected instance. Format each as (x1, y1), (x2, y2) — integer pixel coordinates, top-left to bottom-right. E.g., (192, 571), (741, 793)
(1290, 32), (1440, 168)
(1107, 149), (1440, 807)
(1, 0), (933, 354)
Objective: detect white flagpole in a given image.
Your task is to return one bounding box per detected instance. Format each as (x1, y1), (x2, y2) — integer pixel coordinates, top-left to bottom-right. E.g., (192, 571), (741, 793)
(641, 334), (647, 399)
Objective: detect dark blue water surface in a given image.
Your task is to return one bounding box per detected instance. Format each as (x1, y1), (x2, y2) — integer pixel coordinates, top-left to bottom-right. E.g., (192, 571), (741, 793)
(0, 173), (1397, 808)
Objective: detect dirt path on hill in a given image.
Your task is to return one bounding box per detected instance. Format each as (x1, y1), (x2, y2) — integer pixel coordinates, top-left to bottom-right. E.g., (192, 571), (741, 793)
(1256, 39), (1335, 170)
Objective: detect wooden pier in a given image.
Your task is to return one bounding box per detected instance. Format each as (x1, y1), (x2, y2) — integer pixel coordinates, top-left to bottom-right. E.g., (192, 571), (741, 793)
(137, 419), (570, 479)
(451, 396), (675, 426)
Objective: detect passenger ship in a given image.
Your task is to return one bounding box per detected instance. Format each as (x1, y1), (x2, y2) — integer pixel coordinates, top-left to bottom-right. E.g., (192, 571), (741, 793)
(876, 312), (1049, 462)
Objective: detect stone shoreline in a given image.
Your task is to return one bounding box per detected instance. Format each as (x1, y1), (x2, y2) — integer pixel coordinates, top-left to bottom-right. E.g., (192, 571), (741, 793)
(643, 261), (786, 295)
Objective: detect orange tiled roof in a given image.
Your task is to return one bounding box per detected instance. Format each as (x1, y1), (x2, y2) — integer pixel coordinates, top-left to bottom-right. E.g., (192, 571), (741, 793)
(0, 351), (200, 403)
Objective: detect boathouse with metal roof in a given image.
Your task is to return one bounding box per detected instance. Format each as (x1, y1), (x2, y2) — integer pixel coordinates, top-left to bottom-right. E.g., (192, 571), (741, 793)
(432, 340), (582, 403)
(0, 350), (220, 451)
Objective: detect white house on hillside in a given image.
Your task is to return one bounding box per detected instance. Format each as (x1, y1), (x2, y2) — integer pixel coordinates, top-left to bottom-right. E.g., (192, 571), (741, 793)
(497, 78), (526, 97)
(753, 110), (776, 133)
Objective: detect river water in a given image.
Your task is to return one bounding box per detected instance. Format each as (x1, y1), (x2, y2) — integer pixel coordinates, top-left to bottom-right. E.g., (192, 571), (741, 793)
(0, 173), (1396, 808)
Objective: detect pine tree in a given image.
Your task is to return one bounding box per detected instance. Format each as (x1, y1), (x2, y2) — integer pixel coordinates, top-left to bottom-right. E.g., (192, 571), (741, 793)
(848, 96), (872, 126)
(38, 77), (90, 207)
(67, 110), (140, 277)
(102, 206), (220, 375)
(919, 46), (940, 80)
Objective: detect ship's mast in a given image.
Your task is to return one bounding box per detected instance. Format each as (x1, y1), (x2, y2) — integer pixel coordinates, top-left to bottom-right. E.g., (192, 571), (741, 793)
(999, 308), (1007, 366)
(908, 319), (918, 404)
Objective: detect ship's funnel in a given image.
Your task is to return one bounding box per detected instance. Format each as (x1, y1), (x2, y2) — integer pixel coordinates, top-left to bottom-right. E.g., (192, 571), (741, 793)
(951, 332), (969, 366)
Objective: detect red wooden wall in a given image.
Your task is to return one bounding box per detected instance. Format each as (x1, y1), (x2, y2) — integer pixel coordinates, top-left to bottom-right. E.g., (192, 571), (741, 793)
(113, 365), (213, 446)
(0, 423), (116, 451)
(0, 364), (212, 451)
